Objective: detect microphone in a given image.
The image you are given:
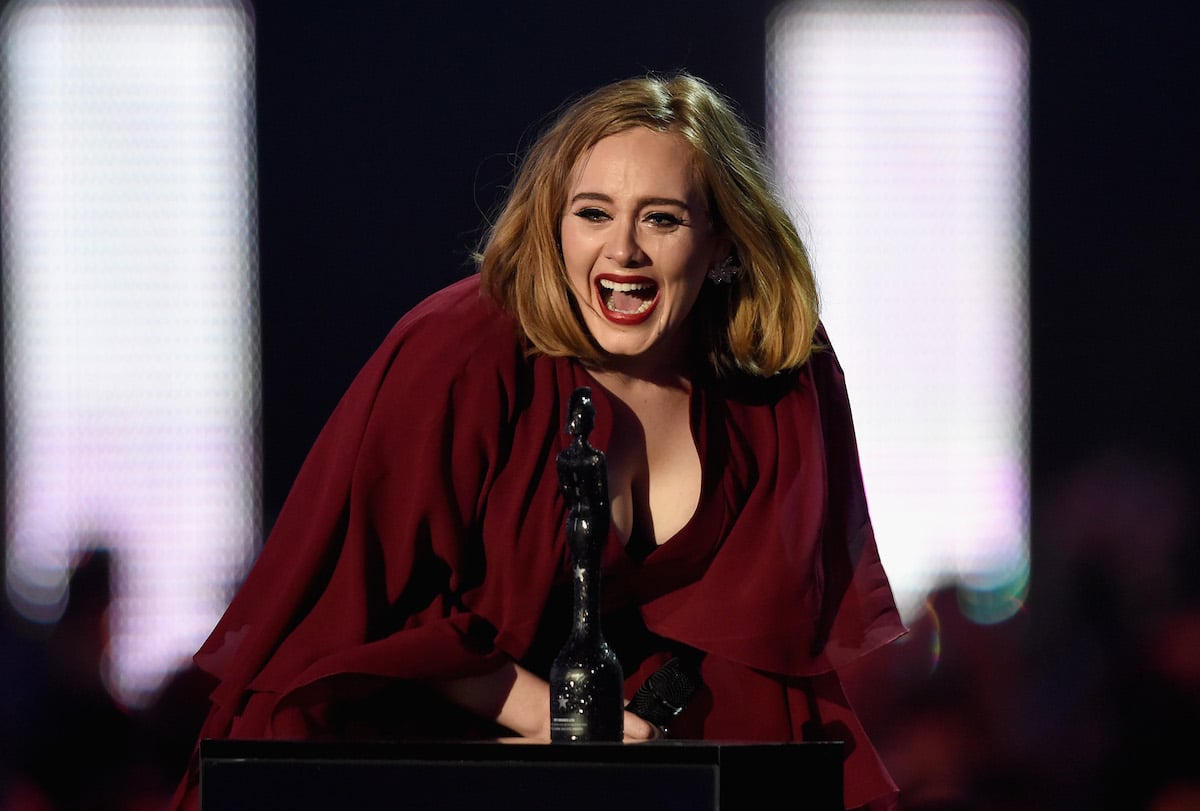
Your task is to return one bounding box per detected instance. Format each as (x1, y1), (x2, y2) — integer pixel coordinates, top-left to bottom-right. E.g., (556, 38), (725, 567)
(625, 656), (702, 737)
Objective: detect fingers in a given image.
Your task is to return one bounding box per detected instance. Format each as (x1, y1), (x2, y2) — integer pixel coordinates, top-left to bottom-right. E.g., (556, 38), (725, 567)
(622, 710), (663, 742)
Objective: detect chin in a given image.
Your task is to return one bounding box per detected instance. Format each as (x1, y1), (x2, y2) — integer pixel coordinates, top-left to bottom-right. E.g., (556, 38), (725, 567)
(595, 341), (645, 360)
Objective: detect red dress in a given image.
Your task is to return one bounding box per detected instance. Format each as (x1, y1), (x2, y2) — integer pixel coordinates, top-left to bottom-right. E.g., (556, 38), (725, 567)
(169, 275), (906, 810)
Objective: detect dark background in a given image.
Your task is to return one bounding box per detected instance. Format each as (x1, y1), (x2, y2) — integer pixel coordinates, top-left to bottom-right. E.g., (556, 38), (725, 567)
(254, 0), (782, 523)
(251, 0), (1199, 525)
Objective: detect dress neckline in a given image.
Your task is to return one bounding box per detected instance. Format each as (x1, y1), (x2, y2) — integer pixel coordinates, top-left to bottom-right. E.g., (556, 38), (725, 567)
(555, 356), (729, 582)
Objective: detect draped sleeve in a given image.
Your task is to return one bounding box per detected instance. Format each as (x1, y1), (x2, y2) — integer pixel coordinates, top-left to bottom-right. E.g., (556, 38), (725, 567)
(169, 276), (562, 809)
(626, 324), (907, 811)
(638, 324), (906, 676)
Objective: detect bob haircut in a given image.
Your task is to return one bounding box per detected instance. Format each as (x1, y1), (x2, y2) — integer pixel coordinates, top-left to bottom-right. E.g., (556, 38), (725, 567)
(476, 72), (819, 378)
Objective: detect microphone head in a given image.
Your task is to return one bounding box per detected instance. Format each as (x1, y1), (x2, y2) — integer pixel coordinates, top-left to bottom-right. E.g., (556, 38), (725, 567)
(626, 656), (702, 730)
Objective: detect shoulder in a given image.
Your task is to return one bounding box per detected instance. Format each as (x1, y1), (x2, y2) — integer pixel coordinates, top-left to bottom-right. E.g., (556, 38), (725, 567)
(357, 275), (532, 422)
(716, 321), (845, 406)
(372, 275), (527, 378)
(712, 322), (856, 461)
(390, 275), (519, 351)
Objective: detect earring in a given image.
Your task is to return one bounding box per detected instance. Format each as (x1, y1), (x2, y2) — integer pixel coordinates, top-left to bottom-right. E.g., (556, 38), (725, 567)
(707, 255), (740, 285)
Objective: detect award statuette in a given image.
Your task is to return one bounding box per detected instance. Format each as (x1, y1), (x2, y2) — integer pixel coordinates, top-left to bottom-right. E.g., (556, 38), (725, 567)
(549, 387), (624, 742)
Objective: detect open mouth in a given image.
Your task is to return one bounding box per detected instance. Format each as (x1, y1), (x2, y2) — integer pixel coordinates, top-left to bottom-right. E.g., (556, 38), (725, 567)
(597, 276), (658, 321)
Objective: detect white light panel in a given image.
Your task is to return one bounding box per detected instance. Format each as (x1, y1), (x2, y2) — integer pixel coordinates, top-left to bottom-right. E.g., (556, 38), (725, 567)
(768, 0), (1030, 623)
(2, 1), (258, 706)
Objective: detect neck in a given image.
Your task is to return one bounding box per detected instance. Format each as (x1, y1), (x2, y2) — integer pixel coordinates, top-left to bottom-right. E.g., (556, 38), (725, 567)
(588, 328), (698, 394)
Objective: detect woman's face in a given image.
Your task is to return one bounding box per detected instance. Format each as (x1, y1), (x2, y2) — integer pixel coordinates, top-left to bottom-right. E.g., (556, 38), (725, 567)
(560, 127), (725, 375)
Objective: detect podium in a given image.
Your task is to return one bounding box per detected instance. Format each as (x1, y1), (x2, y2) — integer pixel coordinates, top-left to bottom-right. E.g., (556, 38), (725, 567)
(200, 738), (844, 810)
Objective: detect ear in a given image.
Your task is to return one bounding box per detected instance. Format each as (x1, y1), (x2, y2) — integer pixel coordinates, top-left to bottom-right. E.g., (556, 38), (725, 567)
(711, 235), (735, 268)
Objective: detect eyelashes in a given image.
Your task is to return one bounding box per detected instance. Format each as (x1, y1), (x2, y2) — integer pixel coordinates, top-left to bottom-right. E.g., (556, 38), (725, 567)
(571, 208), (688, 228)
(573, 207), (609, 223)
(646, 212), (686, 227)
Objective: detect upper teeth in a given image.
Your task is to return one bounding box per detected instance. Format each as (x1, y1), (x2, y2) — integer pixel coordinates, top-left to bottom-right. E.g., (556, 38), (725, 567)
(599, 279), (653, 292)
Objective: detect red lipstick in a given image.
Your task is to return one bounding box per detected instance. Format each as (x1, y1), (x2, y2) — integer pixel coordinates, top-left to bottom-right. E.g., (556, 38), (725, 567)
(594, 273), (659, 325)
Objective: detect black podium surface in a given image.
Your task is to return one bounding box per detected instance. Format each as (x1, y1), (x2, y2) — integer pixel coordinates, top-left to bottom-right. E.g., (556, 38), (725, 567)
(200, 738), (844, 810)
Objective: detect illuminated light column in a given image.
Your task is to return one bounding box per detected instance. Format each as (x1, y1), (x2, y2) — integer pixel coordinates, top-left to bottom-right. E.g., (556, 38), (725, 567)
(768, 0), (1030, 624)
(2, 1), (259, 706)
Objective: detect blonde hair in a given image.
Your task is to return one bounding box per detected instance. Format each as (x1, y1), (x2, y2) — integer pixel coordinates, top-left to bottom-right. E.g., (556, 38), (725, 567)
(476, 72), (818, 378)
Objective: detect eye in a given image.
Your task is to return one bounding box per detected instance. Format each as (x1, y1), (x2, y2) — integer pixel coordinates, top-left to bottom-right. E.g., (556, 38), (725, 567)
(573, 207), (610, 223)
(645, 211), (685, 228)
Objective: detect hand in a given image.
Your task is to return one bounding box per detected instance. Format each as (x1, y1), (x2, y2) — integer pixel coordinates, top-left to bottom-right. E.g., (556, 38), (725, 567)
(431, 660), (551, 740)
(622, 709), (663, 742)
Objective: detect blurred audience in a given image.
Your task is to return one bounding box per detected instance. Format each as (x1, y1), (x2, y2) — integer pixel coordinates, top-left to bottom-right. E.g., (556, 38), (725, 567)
(845, 445), (1200, 810)
(2, 444), (1197, 809)
(0, 549), (207, 811)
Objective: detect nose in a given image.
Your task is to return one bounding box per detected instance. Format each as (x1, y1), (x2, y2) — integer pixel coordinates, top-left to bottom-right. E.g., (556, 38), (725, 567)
(604, 221), (645, 266)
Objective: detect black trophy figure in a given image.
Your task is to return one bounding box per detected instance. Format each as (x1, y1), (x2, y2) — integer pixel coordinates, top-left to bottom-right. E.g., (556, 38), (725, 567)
(549, 387), (624, 742)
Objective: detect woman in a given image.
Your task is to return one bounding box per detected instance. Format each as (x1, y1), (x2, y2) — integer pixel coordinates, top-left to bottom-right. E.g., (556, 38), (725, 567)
(169, 72), (906, 810)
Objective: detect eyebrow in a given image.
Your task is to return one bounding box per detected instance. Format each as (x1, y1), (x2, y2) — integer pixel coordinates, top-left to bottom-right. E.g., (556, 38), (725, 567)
(569, 192), (692, 210)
